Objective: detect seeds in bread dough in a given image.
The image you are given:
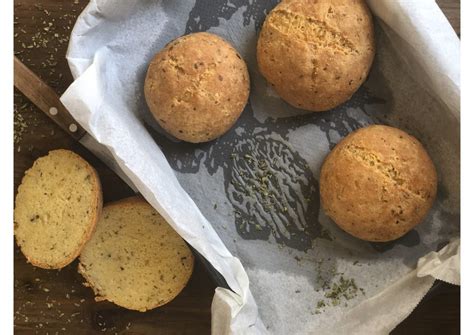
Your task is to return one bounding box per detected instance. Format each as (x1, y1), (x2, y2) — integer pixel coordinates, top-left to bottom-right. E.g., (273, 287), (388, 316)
(319, 125), (437, 242)
(144, 32), (250, 143)
(79, 197), (195, 312)
(14, 149), (102, 269)
(257, 0), (375, 112)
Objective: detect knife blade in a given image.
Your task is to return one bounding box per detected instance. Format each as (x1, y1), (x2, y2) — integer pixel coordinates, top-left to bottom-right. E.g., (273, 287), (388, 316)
(13, 56), (138, 192)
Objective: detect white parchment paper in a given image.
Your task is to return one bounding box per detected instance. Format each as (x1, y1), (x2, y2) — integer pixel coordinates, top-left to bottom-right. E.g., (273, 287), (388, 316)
(61, 1), (460, 334)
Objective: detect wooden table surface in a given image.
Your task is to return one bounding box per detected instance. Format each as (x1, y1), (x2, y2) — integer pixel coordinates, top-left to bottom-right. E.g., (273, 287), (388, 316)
(13, 1), (460, 334)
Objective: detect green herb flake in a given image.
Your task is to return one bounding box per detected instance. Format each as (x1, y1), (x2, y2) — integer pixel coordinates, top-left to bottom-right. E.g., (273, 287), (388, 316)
(324, 276), (359, 306)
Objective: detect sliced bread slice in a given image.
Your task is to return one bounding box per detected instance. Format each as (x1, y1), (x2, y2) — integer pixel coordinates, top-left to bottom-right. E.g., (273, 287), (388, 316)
(14, 149), (102, 269)
(78, 197), (195, 312)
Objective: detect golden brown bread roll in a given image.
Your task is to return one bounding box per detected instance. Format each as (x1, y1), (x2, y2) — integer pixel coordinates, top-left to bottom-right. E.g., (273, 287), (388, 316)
(144, 32), (250, 143)
(257, 0), (375, 112)
(320, 125), (437, 242)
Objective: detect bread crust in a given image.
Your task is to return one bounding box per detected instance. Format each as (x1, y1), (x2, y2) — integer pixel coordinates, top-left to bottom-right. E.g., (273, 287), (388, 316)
(14, 149), (102, 269)
(320, 125), (438, 241)
(144, 32), (250, 143)
(257, 0), (375, 112)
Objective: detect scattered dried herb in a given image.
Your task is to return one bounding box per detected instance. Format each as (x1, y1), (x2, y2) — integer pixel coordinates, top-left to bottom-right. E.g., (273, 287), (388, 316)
(324, 276), (359, 306)
(14, 104), (28, 144)
(230, 152), (277, 214)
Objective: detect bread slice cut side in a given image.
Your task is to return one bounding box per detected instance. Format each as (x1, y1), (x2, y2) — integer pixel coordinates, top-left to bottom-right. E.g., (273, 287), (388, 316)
(79, 197), (195, 312)
(14, 149), (102, 269)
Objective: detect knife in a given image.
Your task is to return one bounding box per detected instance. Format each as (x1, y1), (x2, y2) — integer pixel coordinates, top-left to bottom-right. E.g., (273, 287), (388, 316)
(13, 56), (138, 192)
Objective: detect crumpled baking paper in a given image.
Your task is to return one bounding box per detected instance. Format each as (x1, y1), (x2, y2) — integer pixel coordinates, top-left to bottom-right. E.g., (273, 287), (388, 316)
(61, 0), (460, 334)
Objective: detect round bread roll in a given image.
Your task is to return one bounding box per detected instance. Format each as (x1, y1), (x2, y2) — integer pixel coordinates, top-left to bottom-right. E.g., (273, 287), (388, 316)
(144, 32), (250, 143)
(78, 197), (194, 312)
(257, 0), (375, 112)
(320, 125), (437, 242)
(14, 149), (102, 269)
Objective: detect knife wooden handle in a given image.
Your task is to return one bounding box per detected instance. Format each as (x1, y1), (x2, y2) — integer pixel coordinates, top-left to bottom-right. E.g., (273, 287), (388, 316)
(14, 56), (86, 141)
